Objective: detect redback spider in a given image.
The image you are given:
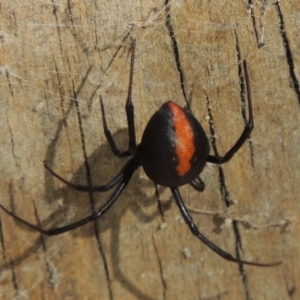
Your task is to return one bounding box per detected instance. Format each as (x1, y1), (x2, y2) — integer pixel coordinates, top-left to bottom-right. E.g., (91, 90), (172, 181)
(0, 40), (280, 267)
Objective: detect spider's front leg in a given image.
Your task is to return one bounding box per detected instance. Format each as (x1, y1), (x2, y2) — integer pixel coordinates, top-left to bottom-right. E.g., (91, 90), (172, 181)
(100, 39), (137, 158)
(207, 60), (253, 165)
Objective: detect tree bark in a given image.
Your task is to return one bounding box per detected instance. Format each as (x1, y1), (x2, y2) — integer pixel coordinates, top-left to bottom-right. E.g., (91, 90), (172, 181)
(1, 1), (299, 299)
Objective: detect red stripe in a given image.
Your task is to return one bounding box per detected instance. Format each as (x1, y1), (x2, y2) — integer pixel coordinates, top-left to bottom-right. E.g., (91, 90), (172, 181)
(169, 102), (195, 176)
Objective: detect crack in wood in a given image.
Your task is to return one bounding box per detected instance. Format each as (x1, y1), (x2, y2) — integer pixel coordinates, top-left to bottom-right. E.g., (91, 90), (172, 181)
(164, 0), (189, 110)
(275, 1), (300, 107)
(205, 91), (251, 299)
(72, 77), (114, 299)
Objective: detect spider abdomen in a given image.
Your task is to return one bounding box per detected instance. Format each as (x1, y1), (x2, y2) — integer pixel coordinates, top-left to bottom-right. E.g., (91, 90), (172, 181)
(139, 101), (210, 187)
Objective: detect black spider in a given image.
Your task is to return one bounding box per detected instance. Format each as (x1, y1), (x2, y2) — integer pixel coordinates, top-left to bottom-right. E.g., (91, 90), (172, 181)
(0, 40), (280, 267)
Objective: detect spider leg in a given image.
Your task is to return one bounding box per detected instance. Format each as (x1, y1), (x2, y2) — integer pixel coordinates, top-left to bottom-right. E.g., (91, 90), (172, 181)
(207, 60), (253, 165)
(44, 156), (134, 192)
(189, 176), (205, 192)
(100, 39), (137, 158)
(170, 187), (281, 267)
(0, 158), (138, 236)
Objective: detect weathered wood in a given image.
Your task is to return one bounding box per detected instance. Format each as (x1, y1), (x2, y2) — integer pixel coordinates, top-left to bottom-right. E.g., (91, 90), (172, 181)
(1, 1), (299, 299)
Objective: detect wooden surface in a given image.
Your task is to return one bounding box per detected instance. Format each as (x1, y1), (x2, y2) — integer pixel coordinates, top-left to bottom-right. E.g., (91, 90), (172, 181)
(1, 1), (300, 299)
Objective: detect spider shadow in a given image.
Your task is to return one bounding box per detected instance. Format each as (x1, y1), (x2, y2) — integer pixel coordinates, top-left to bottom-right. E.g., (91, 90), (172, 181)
(43, 127), (161, 238)
(43, 127), (163, 300)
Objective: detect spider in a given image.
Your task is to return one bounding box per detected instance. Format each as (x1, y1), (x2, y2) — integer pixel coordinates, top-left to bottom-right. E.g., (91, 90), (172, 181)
(0, 40), (280, 267)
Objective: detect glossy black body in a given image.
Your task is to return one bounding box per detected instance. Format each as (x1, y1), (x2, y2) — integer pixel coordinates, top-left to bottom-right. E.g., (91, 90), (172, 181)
(138, 102), (210, 187)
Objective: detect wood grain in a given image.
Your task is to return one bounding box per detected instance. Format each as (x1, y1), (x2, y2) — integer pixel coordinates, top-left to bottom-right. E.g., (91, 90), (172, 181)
(1, 1), (299, 299)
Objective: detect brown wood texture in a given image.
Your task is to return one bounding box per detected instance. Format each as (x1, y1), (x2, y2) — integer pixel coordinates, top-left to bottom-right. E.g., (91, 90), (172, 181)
(1, 1), (299, 299)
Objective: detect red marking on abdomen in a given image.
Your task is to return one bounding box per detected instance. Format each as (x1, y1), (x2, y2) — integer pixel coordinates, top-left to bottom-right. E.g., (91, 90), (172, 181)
(168, 102), (195, 176)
